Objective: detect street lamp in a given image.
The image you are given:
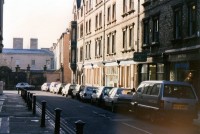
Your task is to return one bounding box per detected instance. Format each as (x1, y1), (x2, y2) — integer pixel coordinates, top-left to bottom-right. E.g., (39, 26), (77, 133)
(0, 43), (3, 53)
(15, 65), (20, 83)
(43, 65), (47, 82)
(91, 63), (94, 87)
(117, 60), (121, 87)
(27, 64), (30, 83)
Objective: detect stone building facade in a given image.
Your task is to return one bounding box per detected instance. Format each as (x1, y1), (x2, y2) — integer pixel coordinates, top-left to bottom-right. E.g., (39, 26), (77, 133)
(72, 0), (200, 94)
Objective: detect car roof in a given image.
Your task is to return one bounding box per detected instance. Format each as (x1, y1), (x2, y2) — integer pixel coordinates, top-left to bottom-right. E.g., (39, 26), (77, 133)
(141, 80), (192, 86)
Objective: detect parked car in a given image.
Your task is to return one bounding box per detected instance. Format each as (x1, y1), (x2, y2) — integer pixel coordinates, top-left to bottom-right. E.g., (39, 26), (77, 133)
(41, 82), (50, 91)
(54, 83), (65, 94)
(16, 82), (35, 90)
(91, 86), (113, 105)
(61, 83), (71, 97)
(72, 84), (81, 99)
(131, 80), (199, 122)
(104, 87), (133, 112)
(68, 84), (77, 97)
(49, 82), (60, 93)
(79, 86), (98, 101)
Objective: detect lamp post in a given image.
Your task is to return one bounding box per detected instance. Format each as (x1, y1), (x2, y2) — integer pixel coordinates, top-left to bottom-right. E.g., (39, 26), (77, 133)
(91, 63), (93, 87)
(26, 64), (30, 83)
(117, 60), (121, 87)
(43, 65), (47, 82)
(60, 63), (64, 83)
(15, 65), (20, 83)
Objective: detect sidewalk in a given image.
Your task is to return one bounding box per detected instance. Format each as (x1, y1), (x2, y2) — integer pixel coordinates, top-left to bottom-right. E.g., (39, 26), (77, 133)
(0, 90), (54, 134)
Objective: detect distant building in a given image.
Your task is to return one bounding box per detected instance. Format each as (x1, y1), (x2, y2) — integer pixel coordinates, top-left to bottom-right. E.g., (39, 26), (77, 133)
(2, 48), (54, 71)
(30, 38), (38, 49)
(13, 38), (23, 49)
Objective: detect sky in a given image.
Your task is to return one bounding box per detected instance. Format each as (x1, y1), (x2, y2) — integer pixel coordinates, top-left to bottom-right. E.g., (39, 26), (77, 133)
(3, 0), (74, 49)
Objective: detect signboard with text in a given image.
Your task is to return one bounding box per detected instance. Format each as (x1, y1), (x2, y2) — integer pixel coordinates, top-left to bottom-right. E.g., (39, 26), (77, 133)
(133, 52), (147, 62)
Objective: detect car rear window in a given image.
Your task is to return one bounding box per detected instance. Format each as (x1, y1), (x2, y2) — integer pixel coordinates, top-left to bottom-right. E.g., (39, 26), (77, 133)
(163, 84), (196, 99)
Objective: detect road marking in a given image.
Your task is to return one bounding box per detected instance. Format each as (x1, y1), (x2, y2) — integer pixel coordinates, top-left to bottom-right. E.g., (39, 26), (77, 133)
(122, 123), (152, 134)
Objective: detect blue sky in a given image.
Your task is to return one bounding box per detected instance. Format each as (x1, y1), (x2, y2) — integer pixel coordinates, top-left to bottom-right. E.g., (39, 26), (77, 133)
(3, 0), (73, 49)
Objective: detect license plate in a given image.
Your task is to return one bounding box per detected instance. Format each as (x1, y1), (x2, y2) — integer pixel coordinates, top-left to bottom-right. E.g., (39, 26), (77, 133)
(172, 104), (188, 110)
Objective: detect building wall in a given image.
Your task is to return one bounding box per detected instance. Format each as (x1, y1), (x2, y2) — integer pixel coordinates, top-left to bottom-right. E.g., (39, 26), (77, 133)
(2, 49), (54, 71)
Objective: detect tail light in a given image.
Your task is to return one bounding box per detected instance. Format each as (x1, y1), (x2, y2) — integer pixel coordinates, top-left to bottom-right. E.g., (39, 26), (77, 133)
(159, 100), (164, 109)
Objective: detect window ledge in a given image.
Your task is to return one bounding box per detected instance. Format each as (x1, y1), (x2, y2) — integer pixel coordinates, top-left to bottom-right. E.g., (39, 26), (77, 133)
(121, 13), (129, 18)
(128, 9), (135, 14)
(142, 0), (151, 7)
(184, 35), (199, 41)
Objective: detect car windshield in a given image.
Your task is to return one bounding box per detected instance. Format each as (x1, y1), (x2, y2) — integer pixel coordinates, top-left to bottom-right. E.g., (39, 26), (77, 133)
(163, 84), (196, 99)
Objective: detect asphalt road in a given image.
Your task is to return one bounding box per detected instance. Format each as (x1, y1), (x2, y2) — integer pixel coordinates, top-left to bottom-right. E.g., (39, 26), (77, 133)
(32, 91), (200, 134)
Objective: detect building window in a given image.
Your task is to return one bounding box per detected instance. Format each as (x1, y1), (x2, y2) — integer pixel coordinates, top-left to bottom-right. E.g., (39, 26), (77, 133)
(86, 0), (89, 13)
(152, 16), (159, 43)
(99, 12), (102, 28)
(31, 60), (35, 66)
(107, 34), (110, 54)
(188, 2), (196, 36)
(112, 32), (116, 54)
(122, 28), (127, 50)
(129, 26), (134, 48)
(173, 7), (182, 39)
(86, 21), (88, 34)
(89, 19), (91, 33)
(95, 38), (102, 58)
(95, 14), (98, 30)
(107, 6), (111, 24)
(129, 0), (134, 10)
(81, 7), (83, 17)
(112, 3), (116, 21)
(80, 23), (83, 38)
(85, 42), (91, 60)
(80, 47), (83, 62)
(123, 0), (128, 13)
(143, 19), (149, 46)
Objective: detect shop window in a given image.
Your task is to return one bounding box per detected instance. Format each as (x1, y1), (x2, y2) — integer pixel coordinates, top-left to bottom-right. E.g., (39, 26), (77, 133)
(149, 64), (156, 80)
(141, 64), (148, 81)
(157, 64), (164, 80)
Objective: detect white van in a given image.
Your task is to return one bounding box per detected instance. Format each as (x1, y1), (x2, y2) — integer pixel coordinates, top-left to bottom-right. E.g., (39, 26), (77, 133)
(131, 80), (199, 122)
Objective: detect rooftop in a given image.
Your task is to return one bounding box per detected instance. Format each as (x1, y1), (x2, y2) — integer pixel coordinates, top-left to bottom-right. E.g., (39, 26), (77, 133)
(2, 48), (54, 56)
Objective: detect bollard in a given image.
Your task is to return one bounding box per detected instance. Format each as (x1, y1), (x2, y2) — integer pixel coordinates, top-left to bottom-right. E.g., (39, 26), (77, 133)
(32, 95), (36, 115)
(26, 92), (30, 104)
(40, 100), (47, 127)
(54, 108), (62, 134)
(24, 90), (27, 101)
(29, 93), (33, 110)
(75, 120), (85, 134)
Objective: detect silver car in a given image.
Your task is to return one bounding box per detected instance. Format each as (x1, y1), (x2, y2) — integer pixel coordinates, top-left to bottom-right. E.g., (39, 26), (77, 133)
(104, 87), (133, 112)
(131, 80), (199, 122)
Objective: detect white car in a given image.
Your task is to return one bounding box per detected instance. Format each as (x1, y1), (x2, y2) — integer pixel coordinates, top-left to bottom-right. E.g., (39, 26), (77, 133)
(49, 82), (60, 93)
(16, 82), (35, 90)
(53, 83), (64, 94)
(61, 83), (71, 96)
(41, 82), (50, 91)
